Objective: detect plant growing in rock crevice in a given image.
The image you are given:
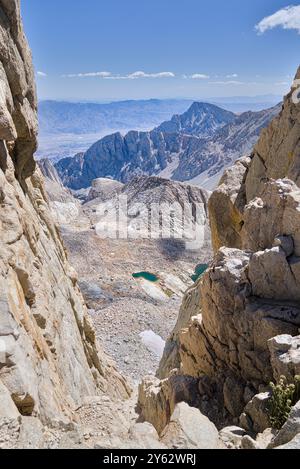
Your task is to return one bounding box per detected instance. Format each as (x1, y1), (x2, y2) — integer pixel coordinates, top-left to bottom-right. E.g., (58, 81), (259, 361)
(268, 375), (300, 429)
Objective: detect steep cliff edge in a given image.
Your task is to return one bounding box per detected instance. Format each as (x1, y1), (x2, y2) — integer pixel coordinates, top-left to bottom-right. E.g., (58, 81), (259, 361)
(0, 0), (129, 434)
(139, 68), (300, 447)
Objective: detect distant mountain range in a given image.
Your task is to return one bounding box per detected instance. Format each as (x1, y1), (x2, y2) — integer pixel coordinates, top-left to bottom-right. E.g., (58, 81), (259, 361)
(39, 97), (282, 135)
(37, 97), (282, 160)
(55, 101), (281, 191)
(172, 103), (281, 187)
(38, 99), (195, 135)
(37, 99), (196, 160)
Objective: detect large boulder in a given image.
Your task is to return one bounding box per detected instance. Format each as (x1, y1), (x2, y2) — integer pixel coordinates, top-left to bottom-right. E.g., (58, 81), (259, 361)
(208, 156), (250, 251)
(127, 423), (167, 449)
(240, 392), (271, 434)
(270, 400), (300, 448)
(138, 375), (200, 434)
(248, 246), (300, 302)
(219, 426), (247, 449)
(0, 380), (20, 420)
(275, 434), (300, 449)
(160, 402), (220, 449)
(158, 281), (202, 379)
(268, 335), (300, 383)
(242, 179), (300, 255)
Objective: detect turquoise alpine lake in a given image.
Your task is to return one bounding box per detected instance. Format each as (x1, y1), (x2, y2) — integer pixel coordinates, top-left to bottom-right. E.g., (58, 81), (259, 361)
(132, 272), (159, 283)
(191, 264), (208, 283)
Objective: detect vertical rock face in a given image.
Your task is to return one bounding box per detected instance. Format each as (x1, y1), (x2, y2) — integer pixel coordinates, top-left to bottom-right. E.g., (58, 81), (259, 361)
(140, 67), (300, 432)
(0, 0), (37, 179)
(0, 0), (129, 426)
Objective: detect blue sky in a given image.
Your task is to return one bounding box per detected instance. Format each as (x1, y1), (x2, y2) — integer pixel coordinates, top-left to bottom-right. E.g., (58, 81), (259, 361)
(21, 0), (300, 101)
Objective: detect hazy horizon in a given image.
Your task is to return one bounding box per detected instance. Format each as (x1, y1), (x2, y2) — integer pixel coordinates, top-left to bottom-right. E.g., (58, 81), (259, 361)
(37, 94), (283, 104)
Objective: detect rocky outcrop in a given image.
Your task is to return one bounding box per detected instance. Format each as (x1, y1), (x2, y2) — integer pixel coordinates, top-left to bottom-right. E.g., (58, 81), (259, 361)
(160, 402), (220, 449)
(177, 70), (300, 408)
(178, 247), (300, 386)
(139, 67), (300, 447)
(0, 0), (37, 180)
(38, 158), (76, 204)
(38, 158), (63, 186)
(0, 0), (129, 434)
(208, 156), (251, 251)
(268, 335), (300, 383)
(122, 175), (209, 214)
(87, 175), (211, 251)
(209, 69), (300, 251)
(38, 158), (89, 227)
(87, 178), (124, 202)
(157, 281), (202, 378)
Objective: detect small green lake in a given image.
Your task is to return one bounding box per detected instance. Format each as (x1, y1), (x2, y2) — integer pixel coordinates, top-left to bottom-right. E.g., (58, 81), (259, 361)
(132, 272), (159, 283)
(191, 264), (208, 283)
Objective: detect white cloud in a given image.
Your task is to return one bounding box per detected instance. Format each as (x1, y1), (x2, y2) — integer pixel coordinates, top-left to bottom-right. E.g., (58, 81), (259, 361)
(255, 5), (300, 34)
(62, 70), (175, 80)
(210, 80), (245, 85)
(62, 71), (111, 78)
(183, 73), (210, 79)
(190, 73), (210, 79)
(127, 71), (175, 79)
(37, 71), (47, 77)
(226, 73), (238, 78)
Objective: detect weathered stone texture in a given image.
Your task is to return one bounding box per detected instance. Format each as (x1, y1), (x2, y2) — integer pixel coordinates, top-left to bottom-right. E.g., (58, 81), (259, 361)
(140, 67), (300, 447)
(0, 0), (130, 430)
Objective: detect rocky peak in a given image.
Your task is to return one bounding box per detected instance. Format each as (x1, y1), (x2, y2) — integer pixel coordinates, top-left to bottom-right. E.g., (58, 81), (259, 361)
(156, 101), (236, 137)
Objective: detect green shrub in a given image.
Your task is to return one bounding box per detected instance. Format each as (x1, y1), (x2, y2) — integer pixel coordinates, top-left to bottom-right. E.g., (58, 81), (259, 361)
(268, 375), (300, 430)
